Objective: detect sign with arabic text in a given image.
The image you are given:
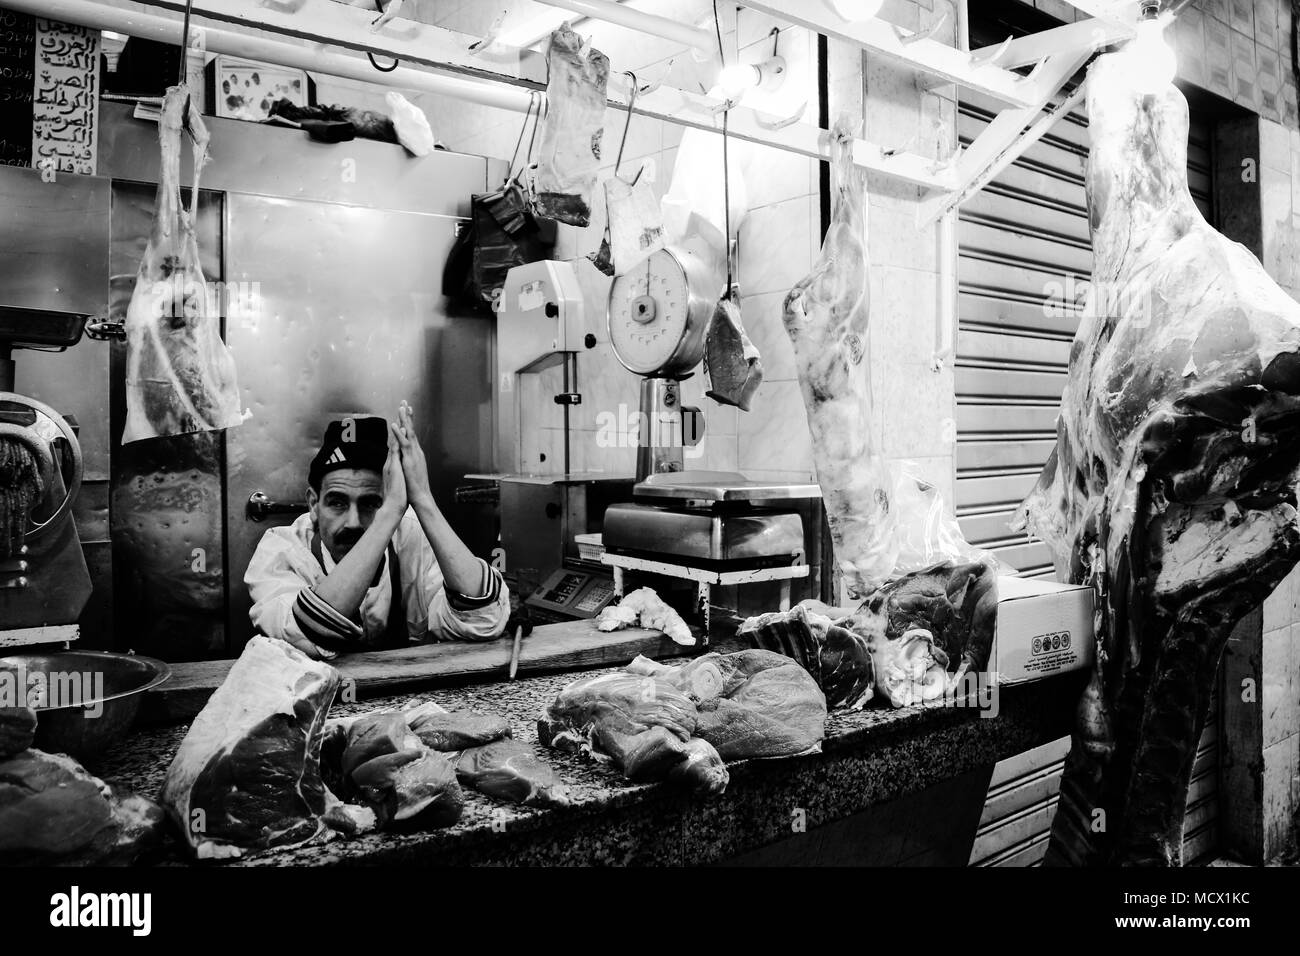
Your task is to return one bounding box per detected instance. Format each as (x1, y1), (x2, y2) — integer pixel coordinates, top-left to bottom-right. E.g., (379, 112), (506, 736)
(32, 18), (99, 175)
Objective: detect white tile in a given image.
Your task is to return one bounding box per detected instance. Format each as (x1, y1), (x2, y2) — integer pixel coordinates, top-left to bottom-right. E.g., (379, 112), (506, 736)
(879, 362), (955, 459)
(738, 378), (815, 475)
(1260, 117), (1292, 171)
(740, 291), (798, 382)
(738, 195), (815, 295)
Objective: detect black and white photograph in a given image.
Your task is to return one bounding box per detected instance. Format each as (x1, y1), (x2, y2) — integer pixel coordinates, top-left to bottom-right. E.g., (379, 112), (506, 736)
(0, 0), (1297, 935)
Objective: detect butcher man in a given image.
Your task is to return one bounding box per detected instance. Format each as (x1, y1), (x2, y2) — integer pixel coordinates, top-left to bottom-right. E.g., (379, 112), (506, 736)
(245, 402), (508, 659)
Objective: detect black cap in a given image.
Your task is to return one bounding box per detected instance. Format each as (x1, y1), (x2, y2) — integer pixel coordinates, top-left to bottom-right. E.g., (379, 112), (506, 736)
(308, 416), (389, 491)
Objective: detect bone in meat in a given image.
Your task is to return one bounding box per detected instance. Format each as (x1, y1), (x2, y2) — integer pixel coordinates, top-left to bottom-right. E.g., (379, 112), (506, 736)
(1014, 53), (1300, 866)
(783, 118), (898, 598)
(123, 86), (242, 444)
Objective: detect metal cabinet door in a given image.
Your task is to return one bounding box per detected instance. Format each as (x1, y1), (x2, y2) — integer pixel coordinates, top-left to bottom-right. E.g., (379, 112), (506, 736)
(223, 194), (492, 650)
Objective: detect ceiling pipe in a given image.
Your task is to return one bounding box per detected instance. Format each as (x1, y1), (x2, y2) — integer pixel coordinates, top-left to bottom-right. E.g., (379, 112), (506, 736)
(531, 0), (716, 53)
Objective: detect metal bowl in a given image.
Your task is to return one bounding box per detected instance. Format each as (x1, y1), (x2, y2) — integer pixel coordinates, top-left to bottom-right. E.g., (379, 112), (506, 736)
(0, 651), (171, 765)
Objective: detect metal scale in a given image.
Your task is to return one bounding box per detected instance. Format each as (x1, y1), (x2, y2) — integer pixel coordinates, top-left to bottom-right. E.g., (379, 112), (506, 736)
(599, 245), (819, 641)
(0, 309), (92, 648)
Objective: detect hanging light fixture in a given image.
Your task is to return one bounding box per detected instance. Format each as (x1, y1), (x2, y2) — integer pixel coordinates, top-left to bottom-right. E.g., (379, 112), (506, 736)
(1128, 0), (1178, 95)
(709, 27), (787, 104)
(825, 0), (885, 21)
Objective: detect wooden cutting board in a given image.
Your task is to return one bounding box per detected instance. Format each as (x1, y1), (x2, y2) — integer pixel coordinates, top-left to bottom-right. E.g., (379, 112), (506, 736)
(142, 619), (696, 725)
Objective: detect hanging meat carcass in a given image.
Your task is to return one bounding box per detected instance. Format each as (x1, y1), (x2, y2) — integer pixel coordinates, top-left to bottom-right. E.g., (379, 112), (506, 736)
(783, 117), (898, 600)
(123, 86), (242, 444)
(1013, 53), (1300, 866)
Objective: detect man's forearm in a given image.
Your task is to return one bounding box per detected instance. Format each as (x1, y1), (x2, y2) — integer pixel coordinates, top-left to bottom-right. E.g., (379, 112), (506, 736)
(312, 512), (401, 617)
(410, 496), (485, 596)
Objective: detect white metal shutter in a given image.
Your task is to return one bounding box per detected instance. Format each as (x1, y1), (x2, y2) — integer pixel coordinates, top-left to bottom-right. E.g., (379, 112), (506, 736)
(958, 76), (1221, 866)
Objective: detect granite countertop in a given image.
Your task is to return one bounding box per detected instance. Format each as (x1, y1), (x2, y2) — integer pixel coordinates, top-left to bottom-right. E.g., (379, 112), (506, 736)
(95, 660), (1081, 867)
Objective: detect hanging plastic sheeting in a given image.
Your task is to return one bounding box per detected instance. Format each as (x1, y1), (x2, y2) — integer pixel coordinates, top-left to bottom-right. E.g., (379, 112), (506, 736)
(0, 433), (43, 560)
(531, 23), (609, 227)
(123, 87), (242, 444)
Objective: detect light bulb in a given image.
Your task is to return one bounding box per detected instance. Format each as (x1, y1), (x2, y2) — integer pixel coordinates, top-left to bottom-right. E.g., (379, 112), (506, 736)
(826, 0), (885, 21)
(1128, 16), (1177, 95)
(712, 63), (761, 102)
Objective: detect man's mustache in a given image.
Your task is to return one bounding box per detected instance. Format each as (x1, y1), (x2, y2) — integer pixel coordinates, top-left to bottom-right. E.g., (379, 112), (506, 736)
(333, 530), (363, 547)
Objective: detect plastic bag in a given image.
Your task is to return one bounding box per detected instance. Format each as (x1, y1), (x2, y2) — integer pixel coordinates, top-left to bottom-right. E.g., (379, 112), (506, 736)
(123, 86), (242, 444)
(605, 171), (665, 274)
(386, 91), (435, 156)
(531, 24), (608, 226)
(887, 460), (1000, 578)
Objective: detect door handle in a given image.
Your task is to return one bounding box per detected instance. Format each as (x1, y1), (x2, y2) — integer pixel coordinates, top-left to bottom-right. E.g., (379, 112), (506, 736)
(246, 491), (308, 523)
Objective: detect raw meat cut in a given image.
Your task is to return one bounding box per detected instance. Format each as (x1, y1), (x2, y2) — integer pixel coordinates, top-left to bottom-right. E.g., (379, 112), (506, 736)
(0, 749), (165, 865)
(531, 24), (608, 226)
(455, 739), (573, 808)
(738, 604), (874, 709)
(160, 636), (340, 859)
(675, 651), (825, 759)
(783, 117), (897, 598)
(595, 586), (694, 645)
(740, 561), (998, 710)
(352, 749), (463, 828)
(340, 711), (420, 778)
(408, 710), (511, 751)
(0, 707), (35, 758)
(538, 671), (726, 793)
(539, 650), (826, 793)
(1013, 53), (1300, 866)
(705, 294), (764, 411)
(123, 86), (241, 444)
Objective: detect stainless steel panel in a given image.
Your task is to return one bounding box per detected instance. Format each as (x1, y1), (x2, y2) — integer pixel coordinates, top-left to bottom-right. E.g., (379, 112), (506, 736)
(0, 165), (110, 316)
(223, 194), (493, 650)
(97, 102), (489, 216)
(603, 503), (804, 563)
(634, 471), (822, 502)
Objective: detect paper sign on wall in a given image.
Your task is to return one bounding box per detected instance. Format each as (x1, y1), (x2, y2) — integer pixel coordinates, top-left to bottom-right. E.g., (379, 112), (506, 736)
(32, 18), (99, 176)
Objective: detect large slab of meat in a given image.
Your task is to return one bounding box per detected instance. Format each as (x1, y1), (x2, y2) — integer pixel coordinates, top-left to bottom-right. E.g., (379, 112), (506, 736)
(783, 118), (897, 598)
(1014, 54), (1300, 866)
(537, 650), (825, 794)
(0, 749), (165, 865)
(160, 636), (341, 859)
(123, 86), (241, 444)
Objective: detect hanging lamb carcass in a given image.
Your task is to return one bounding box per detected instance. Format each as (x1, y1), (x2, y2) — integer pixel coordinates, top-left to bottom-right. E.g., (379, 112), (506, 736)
(1014, 52), (1300, 866)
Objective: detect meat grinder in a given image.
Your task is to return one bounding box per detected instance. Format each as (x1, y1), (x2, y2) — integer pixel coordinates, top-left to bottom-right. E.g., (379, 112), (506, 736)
(0, 308), (92, 642)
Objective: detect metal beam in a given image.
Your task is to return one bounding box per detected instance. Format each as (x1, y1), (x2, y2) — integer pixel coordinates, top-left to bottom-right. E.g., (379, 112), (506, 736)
(918, 47), (1095, 225)
(532, 0), (715, 53)
(734, 0), (1046, 108)
(972, 17), (1133, 70)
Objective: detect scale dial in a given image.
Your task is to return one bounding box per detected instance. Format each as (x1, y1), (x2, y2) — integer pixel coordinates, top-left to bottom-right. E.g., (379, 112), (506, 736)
(607, 247), (716, 377)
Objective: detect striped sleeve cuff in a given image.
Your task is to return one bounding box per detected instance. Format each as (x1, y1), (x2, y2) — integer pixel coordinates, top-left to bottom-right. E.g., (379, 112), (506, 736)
(293, 588), (364, 644)
(446, 559), (504, 611)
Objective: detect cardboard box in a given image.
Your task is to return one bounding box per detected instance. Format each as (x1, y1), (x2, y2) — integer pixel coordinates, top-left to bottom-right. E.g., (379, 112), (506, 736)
(989, 575), (1094, 686)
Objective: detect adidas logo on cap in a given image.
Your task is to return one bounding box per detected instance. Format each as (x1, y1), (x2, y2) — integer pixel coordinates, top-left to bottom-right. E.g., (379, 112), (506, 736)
(326, 448), (347, 465)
